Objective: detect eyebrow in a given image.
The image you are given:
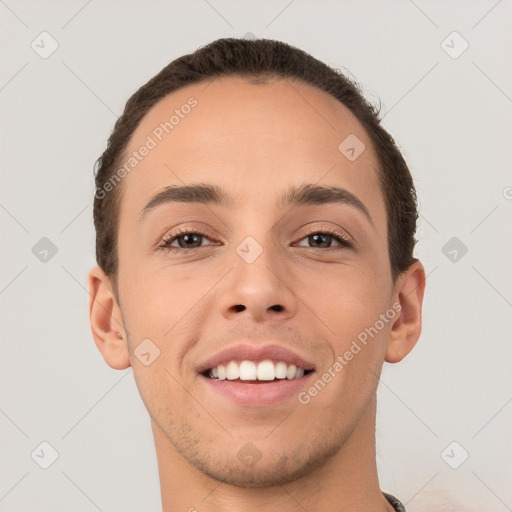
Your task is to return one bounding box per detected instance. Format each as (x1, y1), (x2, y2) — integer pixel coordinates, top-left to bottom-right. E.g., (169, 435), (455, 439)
(138, 182), (374, 228)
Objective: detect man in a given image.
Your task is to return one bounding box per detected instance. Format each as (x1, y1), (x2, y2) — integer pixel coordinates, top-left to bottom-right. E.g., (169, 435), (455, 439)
(88, 38), (425, 511)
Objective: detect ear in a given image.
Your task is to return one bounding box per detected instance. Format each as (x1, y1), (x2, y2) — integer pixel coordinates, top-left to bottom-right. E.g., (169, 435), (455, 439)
(385, 260), (426, 363)
(87, 266), (131, 370)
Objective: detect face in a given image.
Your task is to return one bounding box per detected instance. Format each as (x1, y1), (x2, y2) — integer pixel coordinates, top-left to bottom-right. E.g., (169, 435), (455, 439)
(113, 77), (397, 486)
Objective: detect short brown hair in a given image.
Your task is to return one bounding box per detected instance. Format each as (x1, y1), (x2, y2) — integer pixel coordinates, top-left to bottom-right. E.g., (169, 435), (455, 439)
(93, 37), (419, 295)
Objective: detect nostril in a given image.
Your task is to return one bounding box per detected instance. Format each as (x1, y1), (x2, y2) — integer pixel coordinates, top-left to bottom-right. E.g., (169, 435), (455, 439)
(270, 305), (284, 312)
(234, 304), (245, 312)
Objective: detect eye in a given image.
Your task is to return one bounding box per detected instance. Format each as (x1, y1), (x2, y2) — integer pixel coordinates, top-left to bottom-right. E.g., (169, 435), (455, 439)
(294, 227), (353, 249)
(157, 226), (353, 254)
(158, 228), (217, 253)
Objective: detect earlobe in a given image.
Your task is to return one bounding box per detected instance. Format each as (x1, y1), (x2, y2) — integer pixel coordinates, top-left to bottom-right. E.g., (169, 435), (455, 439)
(385, 260), (426, 363)
(88, 266), (131, 370)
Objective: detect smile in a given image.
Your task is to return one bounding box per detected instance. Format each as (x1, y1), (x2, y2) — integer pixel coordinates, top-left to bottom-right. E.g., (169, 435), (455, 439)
(197, 342), (316, 405)
(204, 359), (313, 381)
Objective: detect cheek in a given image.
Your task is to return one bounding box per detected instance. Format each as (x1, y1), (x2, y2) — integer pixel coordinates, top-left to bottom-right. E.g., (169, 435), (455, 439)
(120, 266), (197, 334)
(130, 358), (184, 429)
(119, 267), (214, 379)
(312, 268), (391, 387)
(315, 268), (388, 331)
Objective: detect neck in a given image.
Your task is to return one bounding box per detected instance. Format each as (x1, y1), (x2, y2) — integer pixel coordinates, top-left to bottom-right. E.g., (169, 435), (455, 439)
(153, 396), (394, 512)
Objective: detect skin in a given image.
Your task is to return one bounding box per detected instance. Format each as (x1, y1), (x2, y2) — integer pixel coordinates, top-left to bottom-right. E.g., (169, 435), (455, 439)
(88, 76), (425, 512)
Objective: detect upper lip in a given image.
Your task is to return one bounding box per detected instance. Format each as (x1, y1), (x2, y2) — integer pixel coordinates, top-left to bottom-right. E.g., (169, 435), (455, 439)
(196, 343), (316, 374)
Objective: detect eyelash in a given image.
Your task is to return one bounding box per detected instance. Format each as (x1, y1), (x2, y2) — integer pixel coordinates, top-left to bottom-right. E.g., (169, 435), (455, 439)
(158, 226), (353, 254)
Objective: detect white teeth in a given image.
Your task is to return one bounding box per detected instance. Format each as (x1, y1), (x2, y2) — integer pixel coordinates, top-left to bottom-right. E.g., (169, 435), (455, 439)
(286, 364), (297, 380)
(257, 360), (275, 380)
(239, 360), (257, 380)
(207, 360), (309, 381)
(275, 361), (288, 379)
(226, 361), (239, 380)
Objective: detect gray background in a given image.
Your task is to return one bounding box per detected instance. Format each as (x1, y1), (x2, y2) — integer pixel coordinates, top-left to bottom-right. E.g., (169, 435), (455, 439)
(1, 1), (511, 511)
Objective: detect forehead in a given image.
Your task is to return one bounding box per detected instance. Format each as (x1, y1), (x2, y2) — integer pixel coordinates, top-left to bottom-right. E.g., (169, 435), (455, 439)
(118, 76), (386, 235)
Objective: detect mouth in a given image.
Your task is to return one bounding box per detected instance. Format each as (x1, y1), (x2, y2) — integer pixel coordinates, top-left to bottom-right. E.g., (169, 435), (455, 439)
(202, 359), (314, 382)
(196, 344), (316, 406)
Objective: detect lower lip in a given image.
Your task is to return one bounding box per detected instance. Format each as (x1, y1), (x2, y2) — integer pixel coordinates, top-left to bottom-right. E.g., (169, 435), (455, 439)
(200, 373), (314, 406)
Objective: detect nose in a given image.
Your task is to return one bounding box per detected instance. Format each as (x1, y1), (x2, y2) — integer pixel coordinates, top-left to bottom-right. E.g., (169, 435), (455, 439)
(218, 247), (298, 324)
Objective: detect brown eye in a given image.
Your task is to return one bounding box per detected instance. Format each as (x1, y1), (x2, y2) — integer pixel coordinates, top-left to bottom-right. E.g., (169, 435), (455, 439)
(159, 230), (216, 253)
(306, 233), (334, 248)
(173, 233), (204, 249)
(295, 229), (352, 249)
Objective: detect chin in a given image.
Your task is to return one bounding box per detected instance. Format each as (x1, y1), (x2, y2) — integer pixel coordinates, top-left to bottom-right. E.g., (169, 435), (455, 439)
(192, 455), (313, 488)
(182, 438), (340, 488)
